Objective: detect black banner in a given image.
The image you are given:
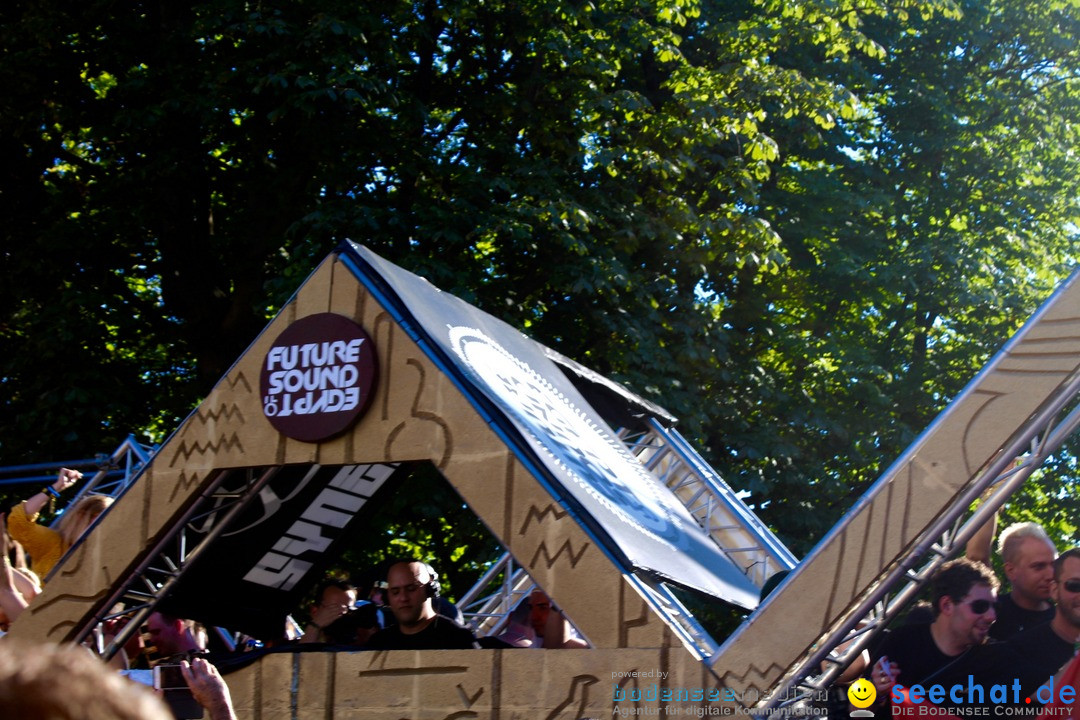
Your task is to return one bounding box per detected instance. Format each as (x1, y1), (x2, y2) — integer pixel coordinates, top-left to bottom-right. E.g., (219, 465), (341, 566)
(160, 463), (402, 640)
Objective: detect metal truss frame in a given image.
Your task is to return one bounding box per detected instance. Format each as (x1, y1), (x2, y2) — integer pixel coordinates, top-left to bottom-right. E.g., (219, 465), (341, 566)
(73, 466), (281, 660)
(625, 572), (722, 660)
(0, 433), (154, 497)
(761, 371), (1080, 710)
(456, 549), (721, 658)
(618, 418), (797, 589)
(65, 434), (156, 503)
(457, 551), (536, 636)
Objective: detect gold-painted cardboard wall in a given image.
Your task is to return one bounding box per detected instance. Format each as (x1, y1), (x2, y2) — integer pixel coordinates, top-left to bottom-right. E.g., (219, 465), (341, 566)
(711, 269), (1080, 701)
(10, 252), (710, 713)
(226, 648), (725, 720)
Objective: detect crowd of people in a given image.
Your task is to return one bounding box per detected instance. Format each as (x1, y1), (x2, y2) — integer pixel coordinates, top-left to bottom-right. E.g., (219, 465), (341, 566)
(854, 520), (1080, 715)
(20, 467), (1080, 719)
(296, 559), (587, 651)
(0, 469), (589, 719)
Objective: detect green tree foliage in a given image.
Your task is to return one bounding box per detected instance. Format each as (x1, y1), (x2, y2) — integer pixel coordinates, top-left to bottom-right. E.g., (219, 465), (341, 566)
(334, 463), (501, 603)
(735, 0), (1080, 547)
(1, 0), (1076, 559)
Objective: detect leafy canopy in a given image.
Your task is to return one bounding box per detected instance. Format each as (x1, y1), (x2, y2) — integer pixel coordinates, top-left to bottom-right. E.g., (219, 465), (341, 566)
(1, 0), (1077, 556)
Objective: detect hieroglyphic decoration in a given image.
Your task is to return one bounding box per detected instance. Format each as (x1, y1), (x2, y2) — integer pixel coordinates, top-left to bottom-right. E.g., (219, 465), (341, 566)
(350, 651), (490, 719)
(222, 370), (254, 393)
(619, 582), (656, 648)
(529, 538), (591, 570)
(385, 357), (453, 469)
(220, 647), (717, 718)
(190, 403), (246, 425)
(167, 433), (244, 467)
(9, 246), (790, 716)
(519, 503), (571, 535)
(373, 312), (398, 421)
(544, 674), (600, 720)
(517, 500), (592, 574)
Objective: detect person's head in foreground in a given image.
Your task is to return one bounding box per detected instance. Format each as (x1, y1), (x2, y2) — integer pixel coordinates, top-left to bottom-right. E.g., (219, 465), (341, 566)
(0, 639), (171, 720)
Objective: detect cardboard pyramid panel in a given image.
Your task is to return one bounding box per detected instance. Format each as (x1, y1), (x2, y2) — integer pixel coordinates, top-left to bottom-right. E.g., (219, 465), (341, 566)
(711, 267), (1080, 700)
(9, 248), (736, 714)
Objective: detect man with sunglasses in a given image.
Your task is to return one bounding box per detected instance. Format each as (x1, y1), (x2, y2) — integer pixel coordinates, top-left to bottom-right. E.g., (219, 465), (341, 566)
(929, 548), (1080, 710)
(868, 559), (999, 701)
(997, 548), (1080, 697)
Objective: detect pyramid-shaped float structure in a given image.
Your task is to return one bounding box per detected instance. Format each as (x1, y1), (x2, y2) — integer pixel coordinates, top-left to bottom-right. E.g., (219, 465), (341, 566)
(10, 242), (799, 716)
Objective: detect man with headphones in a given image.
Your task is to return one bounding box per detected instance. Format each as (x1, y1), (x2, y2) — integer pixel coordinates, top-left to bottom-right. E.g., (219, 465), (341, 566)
(366, 560), (480, 650)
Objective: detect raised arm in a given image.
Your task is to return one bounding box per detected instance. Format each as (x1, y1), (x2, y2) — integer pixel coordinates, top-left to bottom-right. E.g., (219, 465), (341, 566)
(21, 467), (83, 519)
(964, 509), (997, 567)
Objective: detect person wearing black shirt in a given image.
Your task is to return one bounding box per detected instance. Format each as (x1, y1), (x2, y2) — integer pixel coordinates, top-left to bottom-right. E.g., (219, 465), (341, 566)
(366, 613), (479, 650)
(365, 560), (479, 650)
(935, 549), (1080, 710)
(873, 622), (961, 689)
(967, 520), (1056, 641)
(991, 591), (1055, 640)
(868, 559), (999, 705)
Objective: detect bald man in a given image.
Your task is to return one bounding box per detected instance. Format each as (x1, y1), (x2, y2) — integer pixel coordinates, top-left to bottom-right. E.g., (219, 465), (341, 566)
(366, 560), (479, 650)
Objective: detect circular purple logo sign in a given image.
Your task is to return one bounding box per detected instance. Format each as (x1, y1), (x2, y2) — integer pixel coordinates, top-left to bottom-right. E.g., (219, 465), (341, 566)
(259, 313), (378, 442)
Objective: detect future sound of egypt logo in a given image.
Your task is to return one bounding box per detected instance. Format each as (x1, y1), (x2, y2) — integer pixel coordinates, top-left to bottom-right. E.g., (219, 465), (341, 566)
(259, 312), (378, 443)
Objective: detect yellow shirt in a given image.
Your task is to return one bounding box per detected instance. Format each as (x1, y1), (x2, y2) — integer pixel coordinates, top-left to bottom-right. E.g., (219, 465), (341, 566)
(6, 501), (64, 577)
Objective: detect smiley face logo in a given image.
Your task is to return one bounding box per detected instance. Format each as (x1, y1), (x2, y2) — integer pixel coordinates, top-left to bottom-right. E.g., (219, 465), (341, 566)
(848, 678), (877, 709)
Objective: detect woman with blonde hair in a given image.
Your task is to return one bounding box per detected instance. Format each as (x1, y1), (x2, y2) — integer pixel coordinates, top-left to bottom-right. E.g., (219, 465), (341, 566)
(6, 467), (113, 577)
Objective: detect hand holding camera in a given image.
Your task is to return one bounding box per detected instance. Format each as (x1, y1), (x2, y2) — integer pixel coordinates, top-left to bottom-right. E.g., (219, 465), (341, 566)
(153, 658), (236, 720)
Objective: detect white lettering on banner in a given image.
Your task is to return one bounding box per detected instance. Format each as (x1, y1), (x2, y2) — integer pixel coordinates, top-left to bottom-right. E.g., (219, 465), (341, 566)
(243, 464), (398, 591)
(267, 366), (360, 396)
(300, 488), (366, 528)
(270, 520), (334, 556)
(269, 387), (361, 417)
(265, 340), (364, 372)
(330, 463), (396, 496)
(242, 552), (312, 590)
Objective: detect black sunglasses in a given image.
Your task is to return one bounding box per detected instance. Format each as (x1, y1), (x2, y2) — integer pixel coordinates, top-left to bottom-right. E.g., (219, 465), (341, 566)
(1063, 579), (1080, 593)
(964, 598), (994, 615)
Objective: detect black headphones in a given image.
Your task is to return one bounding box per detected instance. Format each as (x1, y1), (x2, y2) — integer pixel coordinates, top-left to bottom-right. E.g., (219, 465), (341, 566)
(421, 562), (441, 600)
